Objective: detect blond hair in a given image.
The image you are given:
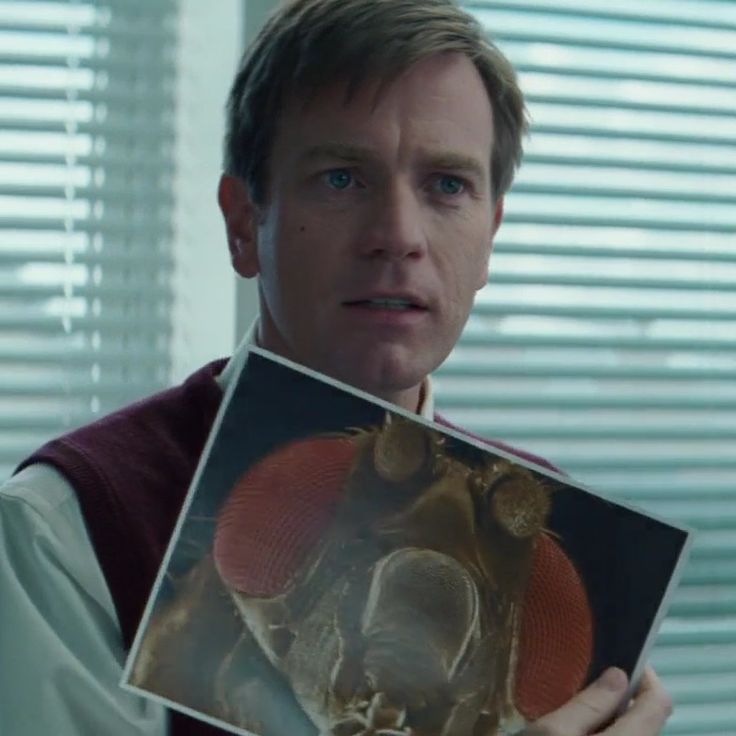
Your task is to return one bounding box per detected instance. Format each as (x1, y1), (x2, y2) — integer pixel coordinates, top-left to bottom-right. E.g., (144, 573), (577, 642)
(224, 0), (528, 204)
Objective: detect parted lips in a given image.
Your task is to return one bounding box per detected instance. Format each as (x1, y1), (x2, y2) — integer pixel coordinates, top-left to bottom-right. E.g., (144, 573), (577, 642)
(213, 435), (358, 597)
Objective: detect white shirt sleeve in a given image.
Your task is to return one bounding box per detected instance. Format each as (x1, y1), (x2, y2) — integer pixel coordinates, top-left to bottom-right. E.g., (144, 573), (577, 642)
(0, 463), (168, 736)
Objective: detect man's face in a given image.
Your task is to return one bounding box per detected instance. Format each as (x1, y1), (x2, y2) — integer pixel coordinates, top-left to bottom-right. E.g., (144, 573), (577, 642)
(221, 52), (503, 410)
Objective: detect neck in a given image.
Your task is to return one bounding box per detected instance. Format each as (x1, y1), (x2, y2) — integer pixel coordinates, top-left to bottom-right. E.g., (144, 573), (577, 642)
(253, 315), (427, 416)
(374, 382), (424, 415)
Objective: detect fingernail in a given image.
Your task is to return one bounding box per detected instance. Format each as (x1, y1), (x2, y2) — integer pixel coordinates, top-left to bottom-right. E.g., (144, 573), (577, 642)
(598, 667), (627, 692)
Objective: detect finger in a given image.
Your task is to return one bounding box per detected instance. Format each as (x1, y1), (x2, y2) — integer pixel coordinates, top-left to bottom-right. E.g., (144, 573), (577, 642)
(524, 667), (628, 736)
(604, 666), (673, 736)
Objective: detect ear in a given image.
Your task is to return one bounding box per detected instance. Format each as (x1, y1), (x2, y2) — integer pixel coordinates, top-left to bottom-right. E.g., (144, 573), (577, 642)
(476, 195), (504, 291)
(218, 174), (261, 279)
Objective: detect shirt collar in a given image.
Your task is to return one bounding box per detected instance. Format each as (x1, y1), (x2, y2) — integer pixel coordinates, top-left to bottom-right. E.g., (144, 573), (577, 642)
(217, 319), (434, 419)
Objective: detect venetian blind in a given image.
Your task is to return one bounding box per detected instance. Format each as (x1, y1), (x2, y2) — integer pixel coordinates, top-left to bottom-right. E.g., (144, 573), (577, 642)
(0, 0), (177, 480)
(437, 2), (736, 734)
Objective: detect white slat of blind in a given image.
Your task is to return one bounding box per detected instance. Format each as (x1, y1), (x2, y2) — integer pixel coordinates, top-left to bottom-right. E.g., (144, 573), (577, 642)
(443, 3), (736, 733)
(0, 0), (177, 480)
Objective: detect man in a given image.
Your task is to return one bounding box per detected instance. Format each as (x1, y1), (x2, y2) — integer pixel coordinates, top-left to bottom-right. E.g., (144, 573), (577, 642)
(0, 0), (673, 734)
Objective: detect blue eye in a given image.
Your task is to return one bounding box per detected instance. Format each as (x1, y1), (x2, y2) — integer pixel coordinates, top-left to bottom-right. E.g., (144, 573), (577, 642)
(326, 169), (353, 190)
(436, 175), (465, 195)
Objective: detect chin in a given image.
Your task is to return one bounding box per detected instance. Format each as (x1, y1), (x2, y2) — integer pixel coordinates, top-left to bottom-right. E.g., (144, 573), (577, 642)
(338, 356), (434, 406)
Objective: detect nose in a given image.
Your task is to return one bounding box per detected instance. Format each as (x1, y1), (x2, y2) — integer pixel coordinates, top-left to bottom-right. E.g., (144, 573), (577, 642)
(359, 182), (428, 261)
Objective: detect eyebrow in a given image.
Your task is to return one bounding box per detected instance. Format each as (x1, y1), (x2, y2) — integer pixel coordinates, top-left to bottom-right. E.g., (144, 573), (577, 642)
(422, 152), (488, 183)
(298, 143), (488, 183)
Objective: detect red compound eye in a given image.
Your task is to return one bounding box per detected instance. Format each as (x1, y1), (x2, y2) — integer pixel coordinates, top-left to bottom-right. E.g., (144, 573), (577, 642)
(213, 436), (358, 597)
(515, 533), (594, 721)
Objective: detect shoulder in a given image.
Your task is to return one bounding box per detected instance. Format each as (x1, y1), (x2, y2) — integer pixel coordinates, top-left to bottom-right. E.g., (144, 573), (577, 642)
(433, 412), (561, 474)
(12, 358), (229, 491)
(1, 463), (79, 530)
(0, 463), (113, 608)
(0, 464), (168, 735)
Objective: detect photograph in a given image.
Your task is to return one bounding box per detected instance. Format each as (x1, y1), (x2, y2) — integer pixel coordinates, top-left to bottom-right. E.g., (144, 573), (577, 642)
(123, 349), (691, 736)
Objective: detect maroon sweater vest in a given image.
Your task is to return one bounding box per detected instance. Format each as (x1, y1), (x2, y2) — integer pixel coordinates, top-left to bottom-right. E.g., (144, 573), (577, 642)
(16, 360), (556, 735)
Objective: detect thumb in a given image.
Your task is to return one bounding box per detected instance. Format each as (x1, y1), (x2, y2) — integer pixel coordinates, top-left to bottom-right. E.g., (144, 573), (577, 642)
(524, 667), (628, 736)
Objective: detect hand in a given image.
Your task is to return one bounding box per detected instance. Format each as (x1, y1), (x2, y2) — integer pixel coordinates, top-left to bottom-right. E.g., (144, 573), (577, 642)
(521, 665), (673, 736)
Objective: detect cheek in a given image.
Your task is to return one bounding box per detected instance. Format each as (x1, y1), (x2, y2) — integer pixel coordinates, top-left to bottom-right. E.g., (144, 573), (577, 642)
(463, 217), (494, 291)
(260, 216), (333, 311)
(475, 245), (492, 290)
(258, 207), (306, 277)
(442, 235), (492, 302)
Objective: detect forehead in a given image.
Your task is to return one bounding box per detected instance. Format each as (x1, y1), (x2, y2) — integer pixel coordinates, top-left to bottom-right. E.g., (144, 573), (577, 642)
(273, 53), (495, 172)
